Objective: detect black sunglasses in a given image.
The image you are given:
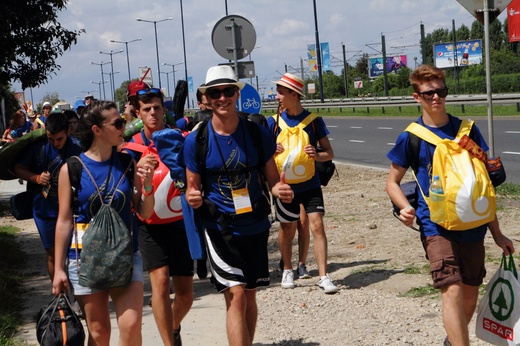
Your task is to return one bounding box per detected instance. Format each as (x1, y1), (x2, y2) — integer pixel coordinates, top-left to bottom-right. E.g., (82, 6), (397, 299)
(103, 118), (125, 130)
(206, 87), (237, 99)
(417, 87), (449, 100)
(136, 88), (162, 96)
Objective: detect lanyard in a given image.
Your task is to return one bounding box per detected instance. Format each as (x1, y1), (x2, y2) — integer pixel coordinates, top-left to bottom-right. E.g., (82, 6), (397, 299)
(211, 120), (250, 180)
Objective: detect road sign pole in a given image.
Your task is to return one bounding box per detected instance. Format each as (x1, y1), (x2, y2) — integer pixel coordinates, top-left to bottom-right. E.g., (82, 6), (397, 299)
(484, 0), (495, 156)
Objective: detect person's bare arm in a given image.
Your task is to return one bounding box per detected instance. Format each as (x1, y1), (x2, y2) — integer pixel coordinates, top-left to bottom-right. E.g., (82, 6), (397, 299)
(386, 163), (416, 228)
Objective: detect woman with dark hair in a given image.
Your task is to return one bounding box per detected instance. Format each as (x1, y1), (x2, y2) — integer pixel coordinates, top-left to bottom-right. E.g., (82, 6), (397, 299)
(2, 110), (32, 143)
(52, 101), (157, 345)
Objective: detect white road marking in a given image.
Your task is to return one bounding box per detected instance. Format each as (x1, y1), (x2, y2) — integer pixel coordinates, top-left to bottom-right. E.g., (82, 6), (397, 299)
(503, 151), (520, 155)
(349, 140), (365, 143)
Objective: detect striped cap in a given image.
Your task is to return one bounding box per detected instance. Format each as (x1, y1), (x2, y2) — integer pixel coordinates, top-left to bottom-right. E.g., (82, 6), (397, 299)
(275, 73), (304, 96)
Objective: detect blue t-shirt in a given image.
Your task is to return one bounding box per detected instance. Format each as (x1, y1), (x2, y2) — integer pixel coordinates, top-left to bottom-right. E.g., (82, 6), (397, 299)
(266, 109), (330, 193)
(69, 151), (133, 259)
(387, 115), (489, 242)
(11, 121), (33, 139)
(18, 136), (82, 218)
(183, 117), (276, 235)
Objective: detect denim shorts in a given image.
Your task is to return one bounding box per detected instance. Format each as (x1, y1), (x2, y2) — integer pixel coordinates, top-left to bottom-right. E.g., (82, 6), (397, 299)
(68, 250), (144, 296)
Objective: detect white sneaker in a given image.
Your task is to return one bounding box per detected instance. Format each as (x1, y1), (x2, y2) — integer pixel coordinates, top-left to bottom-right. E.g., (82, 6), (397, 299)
(318, 274), (338, 294)
(281, 269), (295, 289)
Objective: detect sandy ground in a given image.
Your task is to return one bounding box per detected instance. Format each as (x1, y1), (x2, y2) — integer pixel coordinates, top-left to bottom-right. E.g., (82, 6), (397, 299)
(4, 162), (520, 345)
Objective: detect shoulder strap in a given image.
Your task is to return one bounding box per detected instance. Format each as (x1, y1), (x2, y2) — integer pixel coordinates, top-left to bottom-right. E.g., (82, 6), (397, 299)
(117, 152), (134, 185)
(195, 119), (210, 185)
(123, 141), (148, 153)
(244, 119), (265, 169)
(67, 156), (82, 216)
(456, 119), (473, 138)
(297, 113), (318, 129)
(405, 122), (442, 146)
(277, 116), (288, 131)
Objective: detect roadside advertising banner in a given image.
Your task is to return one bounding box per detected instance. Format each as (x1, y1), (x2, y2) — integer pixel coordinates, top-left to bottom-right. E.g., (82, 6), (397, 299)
(433, 39), (483, 68)
(368, 55), (408, 78)
(508, 0), (520, 42)
(307, 42), (331, 72)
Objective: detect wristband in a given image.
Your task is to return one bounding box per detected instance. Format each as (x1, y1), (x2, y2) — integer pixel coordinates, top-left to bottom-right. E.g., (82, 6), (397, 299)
(36, 174), (41, 185)
(404, 205), (414, 210)
(142, 186), (154, 196)
(143, 185), (153, 191)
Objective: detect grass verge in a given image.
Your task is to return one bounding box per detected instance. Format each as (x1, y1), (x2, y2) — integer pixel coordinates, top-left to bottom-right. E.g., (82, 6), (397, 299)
(399, 284), (439, 298)
(0, 225), (25, 346)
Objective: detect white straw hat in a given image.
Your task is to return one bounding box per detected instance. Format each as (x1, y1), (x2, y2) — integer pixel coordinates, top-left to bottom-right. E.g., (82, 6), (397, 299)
(198, 66), (245, 93)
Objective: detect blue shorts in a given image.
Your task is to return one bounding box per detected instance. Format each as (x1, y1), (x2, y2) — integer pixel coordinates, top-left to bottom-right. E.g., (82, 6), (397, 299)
(68, 251), (144, 296)
(34, 214), (56, 249)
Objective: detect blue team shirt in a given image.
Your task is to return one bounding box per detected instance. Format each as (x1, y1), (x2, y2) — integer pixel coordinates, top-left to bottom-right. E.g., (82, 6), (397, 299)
(387, 115), (489, 242)
(183, 117), (276, 235)
(68, 151), (133, 259)
(18, 136), (82, 219)
(11, 121), (33, 139)
(266, 109), (330, 193)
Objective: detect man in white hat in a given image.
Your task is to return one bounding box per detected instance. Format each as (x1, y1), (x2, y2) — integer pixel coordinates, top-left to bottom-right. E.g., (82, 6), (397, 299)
(266, 72), (338, 294)
(184, 65), (293, 345)
(32, 101), (52, 130)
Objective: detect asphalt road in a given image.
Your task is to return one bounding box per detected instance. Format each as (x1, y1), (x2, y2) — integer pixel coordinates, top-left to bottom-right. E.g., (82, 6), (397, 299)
(324, 116), (520, 184)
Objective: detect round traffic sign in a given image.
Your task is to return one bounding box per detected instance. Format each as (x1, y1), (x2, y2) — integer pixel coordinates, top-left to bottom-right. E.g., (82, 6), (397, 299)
(212, 15), (256, 61)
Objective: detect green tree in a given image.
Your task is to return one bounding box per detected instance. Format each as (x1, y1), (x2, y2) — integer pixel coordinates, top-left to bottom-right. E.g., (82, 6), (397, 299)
(470, 20), (484, 39)
(0, 1), (84, 89)
(422, 28), (451, 64)
(457, 24), (471, 40)
(490, 19), (506, 51)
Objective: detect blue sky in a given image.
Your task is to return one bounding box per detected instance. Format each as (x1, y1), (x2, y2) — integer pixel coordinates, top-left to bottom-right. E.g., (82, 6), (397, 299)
(12, 0), (507, 107)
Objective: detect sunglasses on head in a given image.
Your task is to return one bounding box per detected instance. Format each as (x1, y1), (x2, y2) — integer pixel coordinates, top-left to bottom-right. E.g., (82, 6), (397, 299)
(417, 87), (449, 100)
(136, 88), (162, 96)
(206, 87), (237, 99)
(103, 117), (126, 130)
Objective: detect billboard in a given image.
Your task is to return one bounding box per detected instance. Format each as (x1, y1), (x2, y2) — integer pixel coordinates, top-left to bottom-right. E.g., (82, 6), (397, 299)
(508, 0), (520, 42)
(368, 55), (408, 78)
(307, 42), (331, 72)
(433, 39), (483, 68)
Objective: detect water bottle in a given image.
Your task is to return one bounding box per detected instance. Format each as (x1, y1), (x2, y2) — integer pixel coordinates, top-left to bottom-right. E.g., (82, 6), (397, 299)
(429, 175), (445, 223)
(123, 118), (143, 141)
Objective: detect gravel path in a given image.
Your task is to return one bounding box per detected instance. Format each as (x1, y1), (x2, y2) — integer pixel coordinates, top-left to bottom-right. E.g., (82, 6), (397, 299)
(8, 163), (520, 345)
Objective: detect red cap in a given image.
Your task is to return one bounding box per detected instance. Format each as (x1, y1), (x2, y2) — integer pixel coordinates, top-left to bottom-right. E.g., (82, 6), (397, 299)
(127, 81), (151, 98)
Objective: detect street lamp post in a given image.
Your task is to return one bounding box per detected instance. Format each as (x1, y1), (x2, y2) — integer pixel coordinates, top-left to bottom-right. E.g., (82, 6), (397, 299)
(90, 81), (107, 100)
(79, 89), (97, 101)
(102, 71), (120, 102)
(160, 71), (173, 97)
(162, 61), (184, 92)
(136, 17), (173, 90)
(91, 61), (110, 99)
(100, 50), (123, 101)
(110, 38), (142, 82)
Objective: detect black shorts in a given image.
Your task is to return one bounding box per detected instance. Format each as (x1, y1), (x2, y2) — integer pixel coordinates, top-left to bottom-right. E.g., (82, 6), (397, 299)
(275, 187), (325, 223)
(422, 235), (486, 288)
(138, 220), (194, 276)
(205, 228), (270, 292)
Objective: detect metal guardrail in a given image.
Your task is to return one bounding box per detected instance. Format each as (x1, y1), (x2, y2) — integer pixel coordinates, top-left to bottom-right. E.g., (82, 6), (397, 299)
(260, 93), (520, 110)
